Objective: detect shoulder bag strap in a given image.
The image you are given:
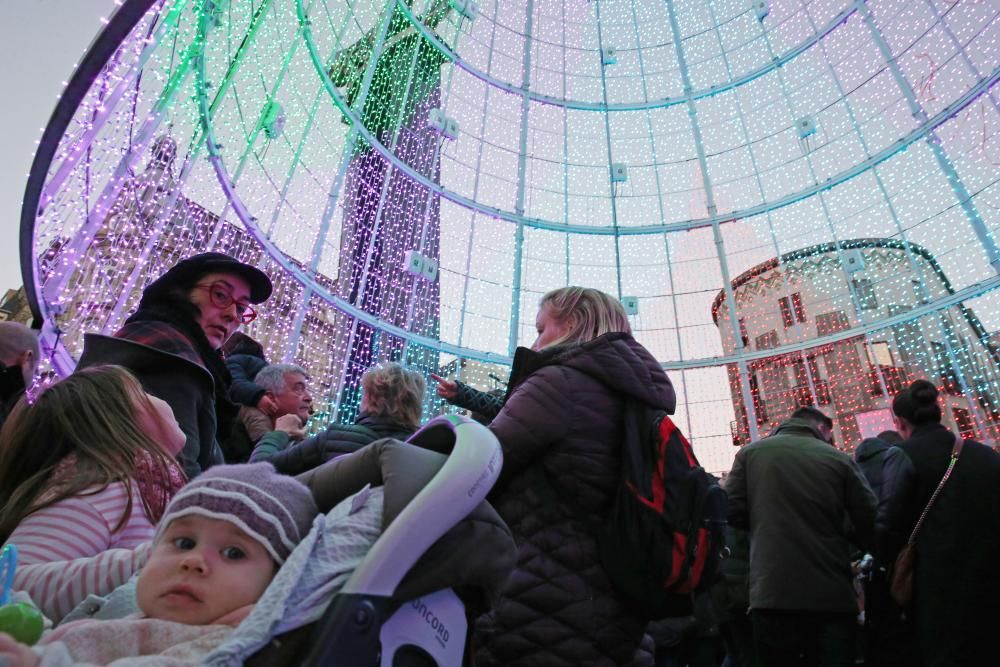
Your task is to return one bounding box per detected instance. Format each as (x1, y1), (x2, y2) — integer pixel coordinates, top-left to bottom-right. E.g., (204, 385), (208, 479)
(905, 434), (965, 545)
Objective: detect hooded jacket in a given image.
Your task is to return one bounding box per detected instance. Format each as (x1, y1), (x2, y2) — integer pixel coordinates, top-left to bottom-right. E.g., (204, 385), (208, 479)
(472, 332), (675, 667)
(854, 436), (893, 499)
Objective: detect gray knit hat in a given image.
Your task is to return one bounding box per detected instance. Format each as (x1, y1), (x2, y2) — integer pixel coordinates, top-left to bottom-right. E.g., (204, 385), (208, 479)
(155, 463), (317, 564)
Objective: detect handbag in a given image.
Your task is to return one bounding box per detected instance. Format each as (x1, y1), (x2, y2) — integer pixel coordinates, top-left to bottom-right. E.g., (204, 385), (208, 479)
(889, 434), (964, 607)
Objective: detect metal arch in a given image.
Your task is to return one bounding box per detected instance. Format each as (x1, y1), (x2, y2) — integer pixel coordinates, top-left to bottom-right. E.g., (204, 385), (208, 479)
(20, 0), (167, 380)
(20, 0), (165, 332)
(393, 0), (863, 112)
(292, 15), (999, 238)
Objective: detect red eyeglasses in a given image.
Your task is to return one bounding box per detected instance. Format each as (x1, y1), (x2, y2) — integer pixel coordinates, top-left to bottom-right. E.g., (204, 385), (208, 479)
(193, 282), (257, 324)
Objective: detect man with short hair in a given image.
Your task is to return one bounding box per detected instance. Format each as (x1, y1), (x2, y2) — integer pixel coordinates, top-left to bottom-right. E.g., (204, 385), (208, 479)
(0, 322), (40, 428)
(220, 363), (311, 463)
(726, 406), (877, 666)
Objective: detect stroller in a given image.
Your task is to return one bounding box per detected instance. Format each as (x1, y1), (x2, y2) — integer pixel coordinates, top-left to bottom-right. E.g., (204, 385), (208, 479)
(235, 414), (515, 666)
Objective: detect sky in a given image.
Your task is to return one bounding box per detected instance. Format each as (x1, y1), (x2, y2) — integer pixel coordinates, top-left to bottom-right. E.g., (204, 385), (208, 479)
(0, 0), (114, 294)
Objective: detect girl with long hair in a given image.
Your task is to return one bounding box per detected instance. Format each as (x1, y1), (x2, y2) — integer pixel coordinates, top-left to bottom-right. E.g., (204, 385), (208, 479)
(0, 365), (187, 622)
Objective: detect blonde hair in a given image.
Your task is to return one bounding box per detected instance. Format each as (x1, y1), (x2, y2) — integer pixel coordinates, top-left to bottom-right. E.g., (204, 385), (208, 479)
(538, 286), (632, 348)
(0, 365), (183, 543)
(360, 362), (426, 431)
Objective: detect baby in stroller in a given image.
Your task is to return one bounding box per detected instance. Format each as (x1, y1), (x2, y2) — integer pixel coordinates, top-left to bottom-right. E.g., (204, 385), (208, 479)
(0, 416), (514, 666)
(0, 462), (317, 665)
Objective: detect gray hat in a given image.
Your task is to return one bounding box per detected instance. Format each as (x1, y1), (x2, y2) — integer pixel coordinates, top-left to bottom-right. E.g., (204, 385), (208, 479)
(156, 463), (318, 564)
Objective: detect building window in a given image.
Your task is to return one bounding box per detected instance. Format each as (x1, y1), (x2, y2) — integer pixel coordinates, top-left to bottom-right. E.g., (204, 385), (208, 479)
(739, 318), (749, 347)
(931, 341), (962, 395)
(853, 278), (878, 310)
(750, 373), (768, 425)
(779, 293), (807, 328)
(816, 310), (849, 336)
(791, 292), (807, 322)
(790, 356), (830, 406)
(756, 330), (778, 350)
(953, 407), (975, 439)
(867, 341), (894, 367)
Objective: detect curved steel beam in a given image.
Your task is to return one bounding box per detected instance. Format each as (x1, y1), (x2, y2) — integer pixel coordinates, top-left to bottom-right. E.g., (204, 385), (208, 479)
(299, 8), (1000, 238)
(394, 0), (861, 112)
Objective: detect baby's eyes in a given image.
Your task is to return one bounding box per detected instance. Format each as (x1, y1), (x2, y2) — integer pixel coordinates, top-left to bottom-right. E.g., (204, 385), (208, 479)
(171, 536), (196, 550)
(167, 537), (247, 560)
(221, 546), (246, 560)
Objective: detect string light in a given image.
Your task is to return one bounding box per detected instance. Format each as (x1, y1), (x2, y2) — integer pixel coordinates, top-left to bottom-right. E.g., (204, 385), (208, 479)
(23, 0), (1000, 474)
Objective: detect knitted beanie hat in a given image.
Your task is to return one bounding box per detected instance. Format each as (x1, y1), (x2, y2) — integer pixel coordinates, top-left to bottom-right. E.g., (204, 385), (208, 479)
(155, 462), (318, 564)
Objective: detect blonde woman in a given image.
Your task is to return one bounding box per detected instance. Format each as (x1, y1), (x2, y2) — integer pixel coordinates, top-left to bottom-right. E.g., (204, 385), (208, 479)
(472, 287), (676, 666)
(0, 365), (187, 621)
(250, 362), (425, 474)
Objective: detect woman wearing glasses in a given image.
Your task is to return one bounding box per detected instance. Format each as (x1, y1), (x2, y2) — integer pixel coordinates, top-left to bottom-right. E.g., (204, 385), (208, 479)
(78, 253), (272, 478)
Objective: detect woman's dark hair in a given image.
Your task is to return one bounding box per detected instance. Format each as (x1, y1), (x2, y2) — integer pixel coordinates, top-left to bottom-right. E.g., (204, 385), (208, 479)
(892, 379), (942, 426)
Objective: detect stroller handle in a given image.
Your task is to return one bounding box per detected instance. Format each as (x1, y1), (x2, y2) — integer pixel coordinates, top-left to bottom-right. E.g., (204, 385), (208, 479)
(340, 415), (503, 597)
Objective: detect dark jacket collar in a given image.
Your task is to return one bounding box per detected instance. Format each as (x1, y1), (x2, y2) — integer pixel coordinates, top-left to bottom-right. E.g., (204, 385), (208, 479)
(355, 411), (413, 438)
(773, 417), (829, 443)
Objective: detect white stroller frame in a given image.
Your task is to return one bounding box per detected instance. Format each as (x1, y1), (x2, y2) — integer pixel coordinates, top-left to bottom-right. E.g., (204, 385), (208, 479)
(300, 415), (503, 666)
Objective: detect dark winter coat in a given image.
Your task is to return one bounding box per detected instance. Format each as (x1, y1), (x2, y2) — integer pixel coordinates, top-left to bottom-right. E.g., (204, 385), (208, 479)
(250, 412), (414, 475)
(0, 364), (26, 431)
(472, 332), (676, 667)
(854, 437), (893, 499)
(726, 418), (877, 613)
(225, 353), (267, 407)
(77, 325), (224, 477)
(876, 422), (1000, 667)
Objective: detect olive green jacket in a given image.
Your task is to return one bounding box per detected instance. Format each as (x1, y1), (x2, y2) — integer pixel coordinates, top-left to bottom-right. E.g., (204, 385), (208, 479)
(726, 418), (876, 613)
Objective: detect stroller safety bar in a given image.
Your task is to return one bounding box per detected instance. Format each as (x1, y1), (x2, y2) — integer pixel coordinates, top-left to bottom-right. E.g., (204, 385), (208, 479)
(340, 415), (502, 598)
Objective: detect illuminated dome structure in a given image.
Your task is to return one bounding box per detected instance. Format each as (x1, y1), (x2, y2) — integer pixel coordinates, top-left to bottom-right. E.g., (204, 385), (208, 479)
(20, 0), (1000, 472)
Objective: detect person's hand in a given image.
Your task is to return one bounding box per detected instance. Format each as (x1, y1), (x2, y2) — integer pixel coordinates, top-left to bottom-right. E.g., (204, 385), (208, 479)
(274, 414), (305, 440)
(256, 394), (279, 418)
(430, 374), (459, 401)
(0, 633), (40, 667)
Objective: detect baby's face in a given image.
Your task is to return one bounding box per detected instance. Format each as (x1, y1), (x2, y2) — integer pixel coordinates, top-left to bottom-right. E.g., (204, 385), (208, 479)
(137, 515), (276, 625)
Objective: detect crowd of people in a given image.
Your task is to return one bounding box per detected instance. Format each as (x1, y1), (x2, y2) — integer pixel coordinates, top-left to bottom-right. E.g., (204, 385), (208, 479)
(0, 251), (997, 666)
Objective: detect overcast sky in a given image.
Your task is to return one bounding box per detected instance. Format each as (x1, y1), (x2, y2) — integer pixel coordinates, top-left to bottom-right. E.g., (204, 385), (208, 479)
(0, 0), (114, 294)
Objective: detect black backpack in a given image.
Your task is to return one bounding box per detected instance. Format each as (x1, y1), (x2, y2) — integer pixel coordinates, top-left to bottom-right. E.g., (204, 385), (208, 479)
(597, 402), (728, 619)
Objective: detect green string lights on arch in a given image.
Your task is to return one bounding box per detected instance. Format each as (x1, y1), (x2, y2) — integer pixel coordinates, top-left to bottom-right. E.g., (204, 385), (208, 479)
(21, 0), (1000, 472)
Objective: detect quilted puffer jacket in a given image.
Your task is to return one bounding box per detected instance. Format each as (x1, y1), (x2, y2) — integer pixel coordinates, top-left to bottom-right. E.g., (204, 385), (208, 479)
(473, 332), (676, 666)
